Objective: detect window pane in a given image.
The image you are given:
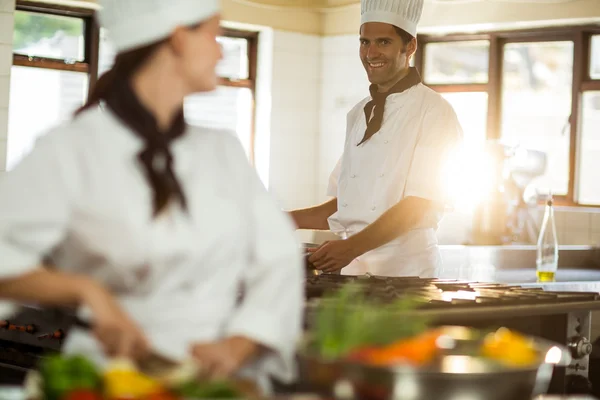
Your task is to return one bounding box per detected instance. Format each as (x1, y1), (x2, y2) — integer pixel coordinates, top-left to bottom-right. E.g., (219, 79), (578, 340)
(184, 86), (254, 158)
(217, 36), (249, 80)
(501, 41), (573, 195)
(97, 30), (251, 81)
(13, 11), (85, 61)
(441, 92), (488, 145)
(591, 35), (600, 80)
(7, 66), (88, 169)
(424, 41), (489, 84)
(578, 91), (600, 204)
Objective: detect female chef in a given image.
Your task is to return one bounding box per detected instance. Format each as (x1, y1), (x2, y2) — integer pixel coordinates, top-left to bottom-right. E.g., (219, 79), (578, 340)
(0, 0), (303, 389)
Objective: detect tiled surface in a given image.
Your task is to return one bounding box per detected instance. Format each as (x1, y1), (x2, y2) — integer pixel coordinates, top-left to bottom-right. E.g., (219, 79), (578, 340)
(0, 13), (14, 45)
(268, 31), (321, 210)
(0, 0), (14, 13)
(0, 1), (13, 172)
(0, 44), (10, 76)
(317, 35), (369, 201)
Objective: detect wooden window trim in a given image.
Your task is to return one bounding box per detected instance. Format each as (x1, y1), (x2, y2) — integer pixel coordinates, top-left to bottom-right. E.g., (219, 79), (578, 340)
(14, 0), (100, 91)
(425, 83), (488, 93)
(16, 0), (95, 18)
(417, 25), (600, 206)
(217, 29), (259, 164)
(12, 54), (88, 73)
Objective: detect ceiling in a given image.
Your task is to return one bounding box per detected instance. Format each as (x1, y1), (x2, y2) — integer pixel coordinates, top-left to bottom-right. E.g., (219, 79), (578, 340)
(233, 0), (360, 9)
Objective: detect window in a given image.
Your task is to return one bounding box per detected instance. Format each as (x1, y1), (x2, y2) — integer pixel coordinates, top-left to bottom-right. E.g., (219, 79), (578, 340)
(591, 35), (600, 80)
(8, 3), (98, 169)
(578, 91), (600, 204)
(424, 40), (490, 85)
(422, 40), (490, 146)
(185, 31), (257, 161)
(441, 92), (488, 146)
(98, 29), (258, 162)
(501, 41), (573, 195)
(418, 27), (600, 206)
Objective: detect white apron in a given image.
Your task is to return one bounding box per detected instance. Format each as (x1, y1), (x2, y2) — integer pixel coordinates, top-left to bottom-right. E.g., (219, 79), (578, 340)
(327, 83), (463, 278)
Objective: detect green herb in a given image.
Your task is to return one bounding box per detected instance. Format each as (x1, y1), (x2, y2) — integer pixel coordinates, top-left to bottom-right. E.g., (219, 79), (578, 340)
(174, 380), (241, 399)
(309, 283), (430, 359)
(39, 354), (101, 400)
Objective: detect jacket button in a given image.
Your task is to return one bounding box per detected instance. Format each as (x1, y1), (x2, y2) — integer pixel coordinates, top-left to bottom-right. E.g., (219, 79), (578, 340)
(384, 140), (389, 144)
(351, 174), (357, 178)
(343, 203), (348, 207)
(371, 207), (376, 211)
(379, 173), (385, 177)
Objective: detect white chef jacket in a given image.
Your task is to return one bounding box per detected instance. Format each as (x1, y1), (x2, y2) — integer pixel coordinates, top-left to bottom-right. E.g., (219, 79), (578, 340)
(327, 83), (463, 278)
(0, 107), (304, 388)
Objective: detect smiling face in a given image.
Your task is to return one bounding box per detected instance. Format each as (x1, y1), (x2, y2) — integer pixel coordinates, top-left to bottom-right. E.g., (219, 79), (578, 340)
(359, 22), (417, 92)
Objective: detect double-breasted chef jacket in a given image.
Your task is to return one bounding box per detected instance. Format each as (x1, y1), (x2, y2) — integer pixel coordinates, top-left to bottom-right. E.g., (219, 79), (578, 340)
(0, 106), (304, 387)
(327, 81), (463, 278)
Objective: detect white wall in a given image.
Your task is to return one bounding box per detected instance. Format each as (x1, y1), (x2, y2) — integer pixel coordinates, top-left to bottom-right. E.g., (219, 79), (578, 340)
(317, 35), (368, 202)
(0, 0), (14, 172)
(267, 31), (322, 210)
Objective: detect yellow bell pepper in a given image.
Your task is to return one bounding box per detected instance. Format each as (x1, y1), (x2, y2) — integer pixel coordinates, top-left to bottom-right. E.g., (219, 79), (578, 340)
(103, 359), (163, 399)
(481, 328), (538, 367)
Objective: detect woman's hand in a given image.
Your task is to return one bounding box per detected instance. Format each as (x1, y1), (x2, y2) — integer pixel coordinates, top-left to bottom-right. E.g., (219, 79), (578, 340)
(190, 336), (262, 378)
(79, 280), (150, 360)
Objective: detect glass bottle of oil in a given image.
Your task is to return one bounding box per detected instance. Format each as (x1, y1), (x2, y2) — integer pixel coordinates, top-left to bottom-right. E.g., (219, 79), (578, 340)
(536, 195), (559, 282)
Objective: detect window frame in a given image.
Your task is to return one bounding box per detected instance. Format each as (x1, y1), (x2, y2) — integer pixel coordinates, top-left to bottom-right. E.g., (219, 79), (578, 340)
(12, 1), (260, 164)
(416, 25), (600, 207)
(218, 28), (259, 165)
(13, 1), (100, 95)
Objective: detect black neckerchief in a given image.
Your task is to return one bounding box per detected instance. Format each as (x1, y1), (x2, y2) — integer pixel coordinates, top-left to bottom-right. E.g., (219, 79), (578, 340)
(104, 78), (188, 216)
(360, 67), (422, 145)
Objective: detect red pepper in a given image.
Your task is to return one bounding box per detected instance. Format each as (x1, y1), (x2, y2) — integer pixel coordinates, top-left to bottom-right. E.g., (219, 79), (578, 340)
(143, 392), (181, 400)
(63, 389), (102, 400)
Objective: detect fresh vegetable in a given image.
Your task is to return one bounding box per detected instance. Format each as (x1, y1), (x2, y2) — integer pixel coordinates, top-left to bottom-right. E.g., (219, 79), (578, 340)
(173, 380), (241, 399)
(142, 392), (180, 400)
(103, 359), (163, 399)
(309, 283), (430, 359)
(63, 389), (103, 400)
(35, 353), (253, 400)
(481, 328), (538, 367)
(38, 354), (102, 400)
(348, 328), (443, 367)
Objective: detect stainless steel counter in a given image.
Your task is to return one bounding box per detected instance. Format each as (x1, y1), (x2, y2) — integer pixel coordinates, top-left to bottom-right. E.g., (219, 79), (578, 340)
(439, 245), (600, 287)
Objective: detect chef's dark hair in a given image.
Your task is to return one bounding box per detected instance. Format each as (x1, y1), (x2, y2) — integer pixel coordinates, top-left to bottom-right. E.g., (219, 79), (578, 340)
(76, 36), (189, 217)
(393, 26), (415, 46)
(77, 41), (162, 115)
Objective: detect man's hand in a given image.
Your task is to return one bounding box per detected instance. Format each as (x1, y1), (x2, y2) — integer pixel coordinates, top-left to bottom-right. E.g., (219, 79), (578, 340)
(308, 240), (359, 273)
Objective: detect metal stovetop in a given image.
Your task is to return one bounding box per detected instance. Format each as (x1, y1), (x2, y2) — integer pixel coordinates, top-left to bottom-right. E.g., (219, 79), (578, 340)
(305, 274), (600, 322)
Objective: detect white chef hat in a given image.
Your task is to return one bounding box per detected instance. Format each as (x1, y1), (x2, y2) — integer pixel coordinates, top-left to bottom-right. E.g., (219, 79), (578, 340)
(361, 0), (424, 38)
(98, 0), (220, 52)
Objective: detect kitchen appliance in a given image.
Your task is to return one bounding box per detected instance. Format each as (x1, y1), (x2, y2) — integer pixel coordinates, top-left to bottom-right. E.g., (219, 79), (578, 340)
(471, 142), (547, 245)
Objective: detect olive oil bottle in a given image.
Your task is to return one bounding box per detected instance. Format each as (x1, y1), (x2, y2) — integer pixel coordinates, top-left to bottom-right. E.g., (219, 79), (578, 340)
(536, 195), (558, 282)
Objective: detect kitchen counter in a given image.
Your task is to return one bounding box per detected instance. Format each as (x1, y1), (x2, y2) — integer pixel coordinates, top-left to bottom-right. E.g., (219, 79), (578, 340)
(439, 266), (600, 293)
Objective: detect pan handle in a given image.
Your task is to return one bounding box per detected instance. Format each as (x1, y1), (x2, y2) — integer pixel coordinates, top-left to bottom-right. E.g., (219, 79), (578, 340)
(534, 338), (572, 367)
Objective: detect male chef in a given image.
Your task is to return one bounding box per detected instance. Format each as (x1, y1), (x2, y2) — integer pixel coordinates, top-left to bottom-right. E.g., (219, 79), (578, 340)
(290, 0), (464, 277)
